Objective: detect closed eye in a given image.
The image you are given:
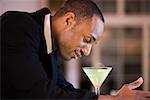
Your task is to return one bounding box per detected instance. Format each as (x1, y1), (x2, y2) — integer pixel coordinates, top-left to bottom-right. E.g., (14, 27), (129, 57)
(84, 35), (96, 44)
(85, 36), (92, 43)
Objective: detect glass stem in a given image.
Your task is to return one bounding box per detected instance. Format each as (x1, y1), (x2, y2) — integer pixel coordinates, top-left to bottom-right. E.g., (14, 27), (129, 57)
(95, 87), (100, 95)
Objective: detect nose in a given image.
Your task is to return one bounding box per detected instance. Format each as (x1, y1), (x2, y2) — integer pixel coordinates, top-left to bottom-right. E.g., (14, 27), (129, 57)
(81, 44), (92, 56)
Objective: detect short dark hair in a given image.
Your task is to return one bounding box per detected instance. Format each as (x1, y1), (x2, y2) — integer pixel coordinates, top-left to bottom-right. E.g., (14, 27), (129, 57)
(54, 0), (104, 23)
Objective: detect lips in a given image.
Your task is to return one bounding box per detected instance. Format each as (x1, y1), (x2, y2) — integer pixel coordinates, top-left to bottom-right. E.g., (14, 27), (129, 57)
(75, 52), (81, 58)
(73, 49), (82, 59)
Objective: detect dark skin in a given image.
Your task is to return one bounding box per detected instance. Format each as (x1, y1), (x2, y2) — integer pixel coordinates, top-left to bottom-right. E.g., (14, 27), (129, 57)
(51, 12), (150, 99)
(52, 12), (103, 60)
(100, 77), (150, 100)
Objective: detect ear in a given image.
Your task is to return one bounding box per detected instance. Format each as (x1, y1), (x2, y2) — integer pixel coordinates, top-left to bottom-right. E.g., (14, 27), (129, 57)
(64, 12), (76, 31)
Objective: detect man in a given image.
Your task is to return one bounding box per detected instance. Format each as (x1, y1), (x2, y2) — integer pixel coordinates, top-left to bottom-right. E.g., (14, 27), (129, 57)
(1, 0), (150, 99)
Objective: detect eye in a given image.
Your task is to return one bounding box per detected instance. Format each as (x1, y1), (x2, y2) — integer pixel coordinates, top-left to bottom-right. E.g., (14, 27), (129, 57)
(84, 36), (92, 43)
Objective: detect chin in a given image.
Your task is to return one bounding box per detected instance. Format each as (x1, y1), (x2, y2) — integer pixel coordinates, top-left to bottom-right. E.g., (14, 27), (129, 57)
(61, 54), (71, 61)
(63, 57), (71, 61)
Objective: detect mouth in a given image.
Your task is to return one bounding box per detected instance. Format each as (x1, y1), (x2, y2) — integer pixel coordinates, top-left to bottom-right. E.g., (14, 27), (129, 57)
(73, 49), (82, 59)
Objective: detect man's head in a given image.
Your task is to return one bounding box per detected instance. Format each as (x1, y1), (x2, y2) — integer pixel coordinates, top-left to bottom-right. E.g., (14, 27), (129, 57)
(52, 0), (104, 60)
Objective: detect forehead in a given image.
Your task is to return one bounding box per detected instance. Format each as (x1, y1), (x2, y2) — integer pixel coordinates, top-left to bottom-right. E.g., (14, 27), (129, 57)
(91, 15), (104, 41)
(80, 16), (104, 41)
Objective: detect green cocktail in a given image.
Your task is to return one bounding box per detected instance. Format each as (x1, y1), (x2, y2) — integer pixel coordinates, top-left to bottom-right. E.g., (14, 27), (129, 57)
(83, 67), (112, 95)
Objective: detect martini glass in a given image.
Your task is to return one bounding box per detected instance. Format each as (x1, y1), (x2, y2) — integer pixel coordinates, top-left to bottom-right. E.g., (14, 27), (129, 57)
(82, 66), (112, 95)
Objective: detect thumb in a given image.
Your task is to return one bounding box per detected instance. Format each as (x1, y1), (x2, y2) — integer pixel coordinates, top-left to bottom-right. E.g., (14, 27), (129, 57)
(127, 77), (144, 90)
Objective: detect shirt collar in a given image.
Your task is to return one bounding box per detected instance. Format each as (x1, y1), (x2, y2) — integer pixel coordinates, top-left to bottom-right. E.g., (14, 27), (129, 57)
(44, 13), (52, 54)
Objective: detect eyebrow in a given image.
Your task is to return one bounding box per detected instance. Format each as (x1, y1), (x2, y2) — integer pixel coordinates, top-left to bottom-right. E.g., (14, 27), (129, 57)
(91, 34), (96, 42)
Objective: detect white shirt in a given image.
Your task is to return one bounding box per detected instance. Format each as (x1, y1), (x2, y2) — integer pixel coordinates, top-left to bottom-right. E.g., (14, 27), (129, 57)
(44, 14), (52, 54)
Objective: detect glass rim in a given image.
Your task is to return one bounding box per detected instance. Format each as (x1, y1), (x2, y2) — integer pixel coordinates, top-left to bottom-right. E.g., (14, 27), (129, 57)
(82, 66), (112, 69)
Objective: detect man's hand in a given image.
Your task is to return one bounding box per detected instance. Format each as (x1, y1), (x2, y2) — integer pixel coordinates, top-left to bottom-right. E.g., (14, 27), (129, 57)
(99, 77), (150, 100)
(115, 77), (150, 100)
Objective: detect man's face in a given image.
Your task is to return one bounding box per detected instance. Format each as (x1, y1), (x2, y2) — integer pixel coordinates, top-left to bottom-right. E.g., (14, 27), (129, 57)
(53, 14), (104, 60)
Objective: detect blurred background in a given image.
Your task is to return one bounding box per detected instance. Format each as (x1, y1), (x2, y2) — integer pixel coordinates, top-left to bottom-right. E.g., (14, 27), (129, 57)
(1, 0), (149, 95)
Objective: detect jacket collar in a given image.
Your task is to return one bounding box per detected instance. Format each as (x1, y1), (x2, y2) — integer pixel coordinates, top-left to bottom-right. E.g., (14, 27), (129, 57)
(31, 8), (54, 54)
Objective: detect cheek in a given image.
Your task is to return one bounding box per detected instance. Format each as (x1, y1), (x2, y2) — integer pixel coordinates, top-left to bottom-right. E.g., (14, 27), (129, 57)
(58, 29), (83, 53)
(71, 34), (82, 47)
(63, 37), (81, 55)
(58, 32), (75, 50)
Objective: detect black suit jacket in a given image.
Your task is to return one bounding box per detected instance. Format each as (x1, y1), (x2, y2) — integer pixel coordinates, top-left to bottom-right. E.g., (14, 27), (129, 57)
(1, 8), (97, 99)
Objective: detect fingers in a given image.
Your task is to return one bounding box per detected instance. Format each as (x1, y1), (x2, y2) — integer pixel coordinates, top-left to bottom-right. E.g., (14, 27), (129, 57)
(133, 90), (150, 99)
(144, 91), (150, 98)
(127, 77), (144, 90)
